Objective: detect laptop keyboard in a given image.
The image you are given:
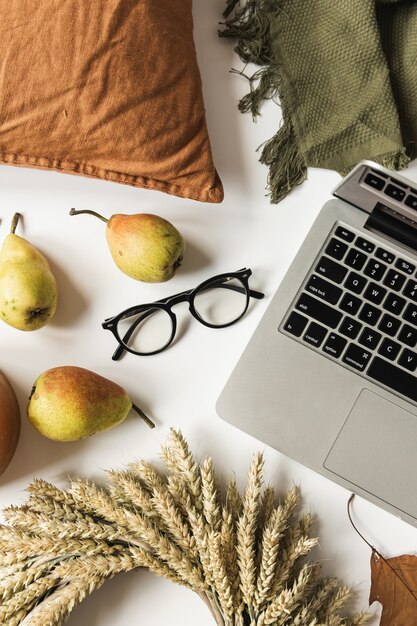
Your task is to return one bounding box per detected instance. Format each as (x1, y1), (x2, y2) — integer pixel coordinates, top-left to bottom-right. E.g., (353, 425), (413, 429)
(281, 223), (417, 405)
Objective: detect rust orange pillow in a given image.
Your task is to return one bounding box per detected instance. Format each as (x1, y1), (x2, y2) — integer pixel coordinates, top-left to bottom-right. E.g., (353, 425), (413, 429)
(0, 1), (223, 203)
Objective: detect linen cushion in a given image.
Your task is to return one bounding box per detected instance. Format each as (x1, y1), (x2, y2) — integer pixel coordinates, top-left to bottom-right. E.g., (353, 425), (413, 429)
(0, 0), (223, 202)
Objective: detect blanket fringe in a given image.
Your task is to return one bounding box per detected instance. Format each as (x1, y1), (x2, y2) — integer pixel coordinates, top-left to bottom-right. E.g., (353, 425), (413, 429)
(223, 0), (242, 19)
(232, 65), (279, 118)
(339, 148), (410, 178)
(219, 0), (276, 65)
(220, 0), (302, 202)
(259, 123), (307, 203)
(373, 148), (410, 172)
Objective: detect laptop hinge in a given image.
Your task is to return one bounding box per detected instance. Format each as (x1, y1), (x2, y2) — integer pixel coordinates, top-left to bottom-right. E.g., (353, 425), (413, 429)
(366, 203), (417, 253)
(332, 160), (417, 249)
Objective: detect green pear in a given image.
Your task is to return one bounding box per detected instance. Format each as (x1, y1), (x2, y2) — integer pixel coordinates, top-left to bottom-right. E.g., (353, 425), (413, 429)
(69, 208), (184, 282)
(27, 366), (154, 442)
(0, 213), (58, 331)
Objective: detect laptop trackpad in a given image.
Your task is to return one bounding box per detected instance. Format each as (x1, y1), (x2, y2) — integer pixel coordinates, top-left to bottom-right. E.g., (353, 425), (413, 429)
(324, 389), (417, 519)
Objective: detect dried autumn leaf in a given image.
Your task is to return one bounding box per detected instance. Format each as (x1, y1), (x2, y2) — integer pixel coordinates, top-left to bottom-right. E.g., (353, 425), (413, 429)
(369, 549), (417, 625)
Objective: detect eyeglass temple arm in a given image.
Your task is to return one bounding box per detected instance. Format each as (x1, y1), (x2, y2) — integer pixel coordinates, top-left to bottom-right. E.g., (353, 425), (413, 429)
(248, 287), (264, 299)
(200, 278), (264, 300)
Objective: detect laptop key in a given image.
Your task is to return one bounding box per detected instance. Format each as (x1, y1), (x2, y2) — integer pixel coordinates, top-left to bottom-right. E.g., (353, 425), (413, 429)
(335, 226), (355, 242)
(303, 322), (327, 347)
(305, 274), (342, 305)
(363, 282), (387, 305)
(315, 256), (347, 284)
(383, 269), (406, 291)
(344, 271), (367, 294)
(339, 293), (362, 315)
(405, 194), (417, 210)
(383, 292), (406, 315)
(398, 324), (417, 347)
(367, 357), (417, 403)
(283, 311), (308, 337)
(403, 278), (417, 302)
(345, 248), (367, 270)
(324, 238), (348, 261)
(384, 183), (406, 202)
(398, 348), (417, 372)
(378, 313), (401, 337)
(339, 316), (362, 339)
(375, 247), (395, 264)
(358, 327), (382, 350)
(358, 303), (382, 326)
(342, 343), (372, 371)
(322, 333), (347, 358)
(364, 172), (385, 191)
(295, 294), (342, 329)
(363, 259), (386, 281)
(395, 258), (415, 275)
(355, 237), (375, 254)
(403, 302), (417, 326)
(378, 338), (401, 361)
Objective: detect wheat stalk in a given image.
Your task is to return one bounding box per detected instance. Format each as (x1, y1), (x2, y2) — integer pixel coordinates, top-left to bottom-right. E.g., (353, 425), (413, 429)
(0, 429), (370, 625)
(237, 452), (264, 614)
(161, 429), (203, 511)
(226, 478), (242, 522)
(208, 531), (235, 621)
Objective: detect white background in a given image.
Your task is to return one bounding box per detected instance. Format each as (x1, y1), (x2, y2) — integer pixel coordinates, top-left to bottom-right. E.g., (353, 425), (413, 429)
(1, 0), (417, 623)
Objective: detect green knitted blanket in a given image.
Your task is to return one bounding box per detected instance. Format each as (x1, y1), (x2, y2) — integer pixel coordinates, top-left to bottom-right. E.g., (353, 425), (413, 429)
(220, 0), (417, 202)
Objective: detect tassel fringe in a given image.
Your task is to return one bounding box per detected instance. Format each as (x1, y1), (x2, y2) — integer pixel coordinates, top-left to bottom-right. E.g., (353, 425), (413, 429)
(259, 124), (307, 203)
(229, 64), (279, 119)
(369, 148), (410, 173)
(220, 0), (304, 203)
(219, 0), (277, 65)
(338, 148), (410, 178)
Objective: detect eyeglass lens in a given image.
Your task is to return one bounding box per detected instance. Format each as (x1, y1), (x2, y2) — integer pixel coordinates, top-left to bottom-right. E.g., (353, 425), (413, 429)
(193, 276), (248, 325)
(117, 307), (173, 355)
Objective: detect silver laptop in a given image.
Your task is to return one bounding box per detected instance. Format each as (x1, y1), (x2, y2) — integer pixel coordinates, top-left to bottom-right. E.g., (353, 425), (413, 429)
(217, 160), (417, 527)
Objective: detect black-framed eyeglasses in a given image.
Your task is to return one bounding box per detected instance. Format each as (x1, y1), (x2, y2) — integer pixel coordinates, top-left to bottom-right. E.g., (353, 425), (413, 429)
(102, 268), (264, 359)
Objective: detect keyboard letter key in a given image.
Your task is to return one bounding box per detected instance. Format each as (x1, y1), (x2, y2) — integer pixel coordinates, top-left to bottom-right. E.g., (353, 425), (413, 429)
(398, 349), (417, 372)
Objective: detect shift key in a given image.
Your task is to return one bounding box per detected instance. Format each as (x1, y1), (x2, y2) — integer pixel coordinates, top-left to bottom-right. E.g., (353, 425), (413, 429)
(295, 293), (342, 329)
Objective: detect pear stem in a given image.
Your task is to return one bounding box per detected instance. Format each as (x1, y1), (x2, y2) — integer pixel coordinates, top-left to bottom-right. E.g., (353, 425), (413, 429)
(131, 402), (155, 429)
(69, 208), (109, 223)
(10, 213), (21, 234)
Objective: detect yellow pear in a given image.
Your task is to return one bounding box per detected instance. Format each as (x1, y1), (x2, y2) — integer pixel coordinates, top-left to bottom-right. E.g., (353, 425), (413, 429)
(27, 366), (154, 441)
(0, 214), (58, 330)
(0, 370), (20, 477)
(70, 208), (184, 282)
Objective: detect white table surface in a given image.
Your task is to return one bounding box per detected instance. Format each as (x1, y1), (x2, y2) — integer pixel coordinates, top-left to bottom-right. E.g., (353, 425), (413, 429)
(2, 1), (417, 623)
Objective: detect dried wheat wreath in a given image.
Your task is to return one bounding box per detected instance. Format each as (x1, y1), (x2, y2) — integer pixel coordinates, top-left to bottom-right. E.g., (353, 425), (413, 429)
(0, 430), (371, 625)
